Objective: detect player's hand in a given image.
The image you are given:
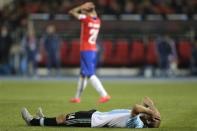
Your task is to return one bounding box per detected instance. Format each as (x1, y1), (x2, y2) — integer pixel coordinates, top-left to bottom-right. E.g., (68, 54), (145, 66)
(80, 2), (95, 10)
(143, 96), (154, 107)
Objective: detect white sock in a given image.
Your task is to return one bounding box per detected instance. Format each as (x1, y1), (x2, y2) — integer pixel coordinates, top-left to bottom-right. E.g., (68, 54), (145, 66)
(75, 77), (88, 98)
(40, 118), (44, 126)
(89, 75), (107, 97)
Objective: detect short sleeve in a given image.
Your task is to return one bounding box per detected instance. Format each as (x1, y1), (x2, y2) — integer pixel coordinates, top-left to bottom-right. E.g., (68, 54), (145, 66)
(127, 115), (144, 128)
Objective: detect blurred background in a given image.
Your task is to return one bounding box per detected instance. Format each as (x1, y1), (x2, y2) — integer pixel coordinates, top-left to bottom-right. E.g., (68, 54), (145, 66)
(0, 0), (197, 78)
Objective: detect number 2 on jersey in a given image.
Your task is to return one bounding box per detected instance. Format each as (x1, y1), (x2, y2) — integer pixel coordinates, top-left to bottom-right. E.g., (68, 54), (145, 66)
(89, 29), (99, 45)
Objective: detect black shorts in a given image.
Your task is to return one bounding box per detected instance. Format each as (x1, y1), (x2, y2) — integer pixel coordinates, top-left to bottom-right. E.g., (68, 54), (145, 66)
(64, 109), (97, 127)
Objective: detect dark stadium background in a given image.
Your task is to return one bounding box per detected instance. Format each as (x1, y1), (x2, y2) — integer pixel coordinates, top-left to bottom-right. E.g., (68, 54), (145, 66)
(0, 0), (197, 77)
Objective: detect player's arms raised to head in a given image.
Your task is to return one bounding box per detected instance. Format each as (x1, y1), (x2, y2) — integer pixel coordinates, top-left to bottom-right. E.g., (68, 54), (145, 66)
(143, 97), (154, 108)
(68, 2), (95, 19)
(68, 5), (82, 19)
(143, 97), (161, 118)
(132, 104), (154, 117)
(132, 104), (161, 121)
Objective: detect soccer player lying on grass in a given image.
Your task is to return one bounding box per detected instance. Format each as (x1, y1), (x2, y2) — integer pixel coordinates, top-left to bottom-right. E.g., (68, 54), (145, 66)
(21, 97), (161, 128)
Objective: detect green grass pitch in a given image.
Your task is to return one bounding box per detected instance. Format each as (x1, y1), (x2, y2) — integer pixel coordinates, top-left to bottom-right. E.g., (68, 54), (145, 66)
(0, 79), (197, 131)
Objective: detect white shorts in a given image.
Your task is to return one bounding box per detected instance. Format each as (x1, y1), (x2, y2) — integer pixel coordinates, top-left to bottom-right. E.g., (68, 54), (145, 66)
(91, 109), (131, 128)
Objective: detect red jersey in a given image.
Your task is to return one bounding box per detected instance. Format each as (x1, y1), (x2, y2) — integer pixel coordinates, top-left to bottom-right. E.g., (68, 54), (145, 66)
(78, 14), (101, 51)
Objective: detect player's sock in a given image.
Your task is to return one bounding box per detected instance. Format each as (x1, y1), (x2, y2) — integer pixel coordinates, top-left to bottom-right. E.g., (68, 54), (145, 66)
(43, 118), (58, 126)
(30, 118), (40, 126)
(75, 76), (88, 98)
(89, 75), (108, 97)
(36, 107), (45, 118)
(30, 118), (58, 126)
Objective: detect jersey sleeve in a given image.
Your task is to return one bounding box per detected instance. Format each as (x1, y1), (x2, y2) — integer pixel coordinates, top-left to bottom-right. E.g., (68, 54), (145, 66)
(127, 115), (144, 128)
(78, 14), (88, 22)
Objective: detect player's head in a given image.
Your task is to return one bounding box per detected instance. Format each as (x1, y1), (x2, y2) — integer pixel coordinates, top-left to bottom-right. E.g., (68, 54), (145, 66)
(46, 24), (56, 34)
(142, 111), (161, 128)
(151, 117), (161, 128)
(140, 114), (160, 128)
(1, 25), (8, 37)
(146, 116), (161, 128)
(81, 2), (96, 16)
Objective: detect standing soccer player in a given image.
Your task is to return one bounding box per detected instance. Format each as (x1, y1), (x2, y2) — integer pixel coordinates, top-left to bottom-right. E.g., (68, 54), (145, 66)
(68, 2), (111, 103)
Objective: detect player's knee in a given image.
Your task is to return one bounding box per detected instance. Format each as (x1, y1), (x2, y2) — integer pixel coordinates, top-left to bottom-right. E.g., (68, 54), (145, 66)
(56, 114), (66, 124)
(87, 74), (94, 78)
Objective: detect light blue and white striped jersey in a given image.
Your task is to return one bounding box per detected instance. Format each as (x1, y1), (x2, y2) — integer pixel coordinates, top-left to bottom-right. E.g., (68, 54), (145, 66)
(91, 109), (144, 128)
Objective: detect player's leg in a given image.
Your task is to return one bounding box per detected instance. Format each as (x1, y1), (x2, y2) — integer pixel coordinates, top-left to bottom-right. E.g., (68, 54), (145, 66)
(21, 108), (60, 126)
(36, 107), (44, 118)
(70, 76), (88, 103)
(21, 108), (96, 127)
(64, 109), (96, 127)
(89, 75), (111, 103)
(70, 51), (91, 103)
(75, 76), (88, 98)
(82, 51), (110, 103)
